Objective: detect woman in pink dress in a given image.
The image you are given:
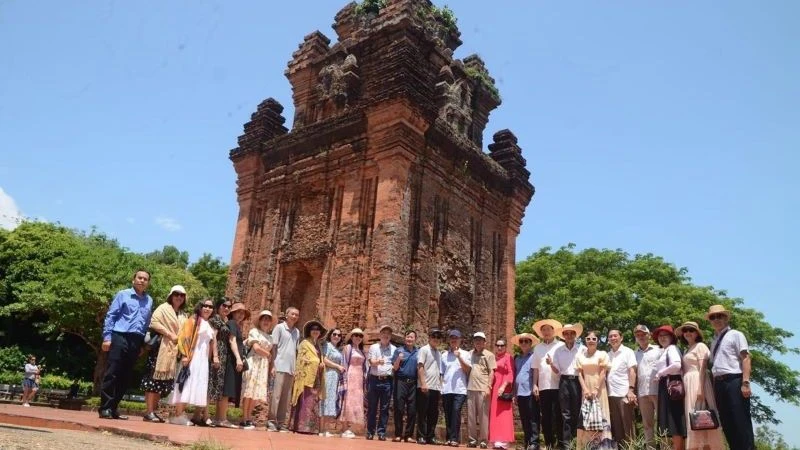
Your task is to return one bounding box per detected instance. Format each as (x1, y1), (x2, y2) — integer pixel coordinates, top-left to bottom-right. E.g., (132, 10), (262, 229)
(489, 338), (515, 449)
(339, 328), (367, 438)
(676, 321), (725, 450)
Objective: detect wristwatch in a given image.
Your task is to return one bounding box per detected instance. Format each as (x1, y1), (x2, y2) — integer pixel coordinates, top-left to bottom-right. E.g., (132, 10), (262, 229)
(742, 380), (750, 386)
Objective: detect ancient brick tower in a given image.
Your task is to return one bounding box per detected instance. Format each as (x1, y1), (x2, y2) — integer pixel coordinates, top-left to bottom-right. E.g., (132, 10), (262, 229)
(226, 0), (534, 342)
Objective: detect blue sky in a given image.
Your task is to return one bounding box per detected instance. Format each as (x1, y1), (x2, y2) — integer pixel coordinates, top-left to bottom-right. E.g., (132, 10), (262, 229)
(1, 0), (798, 442)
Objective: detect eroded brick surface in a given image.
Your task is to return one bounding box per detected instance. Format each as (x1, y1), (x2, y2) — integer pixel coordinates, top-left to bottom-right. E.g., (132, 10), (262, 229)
(226, 0), (534, 345)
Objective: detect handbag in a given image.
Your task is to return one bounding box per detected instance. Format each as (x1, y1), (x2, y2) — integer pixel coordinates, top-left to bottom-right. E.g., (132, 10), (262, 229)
(666, 350), (685, 401)
(689, 404), (720, 430)
(498, 392), (513, 401)
(176, 366), (191, 392)
(581, 397), (606, 431)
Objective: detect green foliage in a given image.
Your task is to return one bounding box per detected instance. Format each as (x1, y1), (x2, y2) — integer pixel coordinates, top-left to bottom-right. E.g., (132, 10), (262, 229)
(431, 5), (457, 33)
(0, 346), (26, 372)
(355, 0), (386, 15)
(145, 245), (189, 269)
(189, 253), (229, 300)
(516, 244), (800, 425)
(0, 371), (92, 392)
(464, 66), (501, 100)
(755, 425), (799, 450)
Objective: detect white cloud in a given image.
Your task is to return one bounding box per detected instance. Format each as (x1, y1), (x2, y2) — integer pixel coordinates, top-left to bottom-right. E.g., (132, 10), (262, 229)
(155, 216), (182, 232)
(0, 187), (23, 230)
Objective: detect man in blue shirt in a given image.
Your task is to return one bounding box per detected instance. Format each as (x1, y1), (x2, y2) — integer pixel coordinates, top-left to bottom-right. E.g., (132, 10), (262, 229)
(513, 332), (541, 450)
(391, 330), (418, 442)
(99, 270), (154, 419)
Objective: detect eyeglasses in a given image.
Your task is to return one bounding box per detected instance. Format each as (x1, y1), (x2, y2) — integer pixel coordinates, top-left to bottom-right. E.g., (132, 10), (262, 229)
(202, 305), (214, 309)
(222, 303), (232, 308)
(519, 339), (532, 344)
(585, 337), (598, 342)
(709, 314), (725, 320)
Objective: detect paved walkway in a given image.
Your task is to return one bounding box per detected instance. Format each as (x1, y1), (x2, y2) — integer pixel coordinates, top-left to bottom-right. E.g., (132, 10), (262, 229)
(0, 404), (417, 449)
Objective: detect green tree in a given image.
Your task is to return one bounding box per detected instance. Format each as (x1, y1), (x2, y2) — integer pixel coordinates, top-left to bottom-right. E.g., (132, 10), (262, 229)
(755, 425), (798, 450)
(0, 222), (207, 391)
(145, 244), (189, 269)
(516, 244), (799, 425)
(188, 253), (229, 300)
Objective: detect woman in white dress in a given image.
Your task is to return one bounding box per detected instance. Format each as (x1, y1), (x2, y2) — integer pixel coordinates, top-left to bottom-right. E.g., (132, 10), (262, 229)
(170, 299), (218, 426)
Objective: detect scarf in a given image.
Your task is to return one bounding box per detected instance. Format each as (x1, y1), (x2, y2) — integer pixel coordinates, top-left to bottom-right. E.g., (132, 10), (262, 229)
(291, 338), (325, 406)
(177, 315), (201, 363)
(151, 303), (185, 380)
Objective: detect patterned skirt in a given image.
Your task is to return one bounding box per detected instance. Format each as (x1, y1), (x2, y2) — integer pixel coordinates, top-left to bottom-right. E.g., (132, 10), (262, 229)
(140, 349), (174, 397)
(291, 387), (320, 434)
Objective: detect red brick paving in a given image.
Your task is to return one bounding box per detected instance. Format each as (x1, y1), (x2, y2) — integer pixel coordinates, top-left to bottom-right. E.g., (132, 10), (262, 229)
(0, 404), (421, 450)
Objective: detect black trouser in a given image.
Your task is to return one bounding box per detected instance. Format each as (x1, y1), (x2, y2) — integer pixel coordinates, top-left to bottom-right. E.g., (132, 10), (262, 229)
(394, 377), (417, 438)
(714, 374), (755, 450)
(517, 394), (540, 450)
(442, 393), (467, 443)
(416, 388), (441, 442)
(367, 375), (393, 436)
(539, 389), (561, 447)
(559, 376), (582, 448)
(100, 331), (144, 413)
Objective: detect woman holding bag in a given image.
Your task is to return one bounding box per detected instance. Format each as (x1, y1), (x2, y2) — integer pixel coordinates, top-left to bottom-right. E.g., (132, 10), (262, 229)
(141, 285), (187, 423)
(339, 328), (367, 438)
(489, 338), (515, 449)
(169, 299), (218, 426)
(654, 325), (687, 450)
(676, 322), (724, 450)
(575, 330), (614, 449)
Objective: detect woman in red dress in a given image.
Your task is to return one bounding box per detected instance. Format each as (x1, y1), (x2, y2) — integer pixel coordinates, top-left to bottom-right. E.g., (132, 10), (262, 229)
(489, 338), (515, 449)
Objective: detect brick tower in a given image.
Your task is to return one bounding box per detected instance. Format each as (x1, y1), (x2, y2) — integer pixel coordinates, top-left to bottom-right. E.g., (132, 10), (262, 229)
(226, 0), (534, 342)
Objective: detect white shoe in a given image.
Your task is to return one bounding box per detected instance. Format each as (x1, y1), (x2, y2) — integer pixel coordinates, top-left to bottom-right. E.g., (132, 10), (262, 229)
(342, 430), (356, 439)
(22, 403), (30, 407)
(323, 431), (335, 438)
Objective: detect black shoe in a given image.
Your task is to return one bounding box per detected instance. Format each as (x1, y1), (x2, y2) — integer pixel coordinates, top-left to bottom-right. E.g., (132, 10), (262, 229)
(467, 439), (477, 448)
(98, 409), (113, 419)
(378, 434), (386, 441)
(111, 411), (129, 420)
(429, 439), (444, 446)
(143, 412), (161, 423)
(417, 438), (427, 445)
(366, 433), (374, 440)
(153, 412), (166, 423)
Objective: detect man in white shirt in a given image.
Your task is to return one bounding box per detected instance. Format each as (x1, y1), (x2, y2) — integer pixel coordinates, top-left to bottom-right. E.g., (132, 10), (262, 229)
(267, 306), (300, 432)
(707, 304), (754, 450)
(549, 323), (584, 449)
(606, 329), (638, 445)
(366, 324), (397, 440)
(532, 319), (564, 449)
(441, 329), (471, 446)
(416, 328), (444, 445)
(633, 324), (660, 448)
(466, 331), (496, 448)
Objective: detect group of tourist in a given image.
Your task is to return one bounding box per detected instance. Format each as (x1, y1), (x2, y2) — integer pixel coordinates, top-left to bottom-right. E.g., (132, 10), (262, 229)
(94, 270), (754, 450)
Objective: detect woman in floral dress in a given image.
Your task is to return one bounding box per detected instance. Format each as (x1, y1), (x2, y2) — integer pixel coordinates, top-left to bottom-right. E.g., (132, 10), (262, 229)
(205, 298), (232, 427)
(240, 310), (274, 429)
(339, 328), (367, 438)
(290, 319), (327, 434)
(576, 330), (614, 449)
(320, 328), (345, 437)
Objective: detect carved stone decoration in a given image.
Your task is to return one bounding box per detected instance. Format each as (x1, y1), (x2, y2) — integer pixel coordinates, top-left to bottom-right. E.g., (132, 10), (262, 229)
(435, 65), (473, 138)
(316, 54), (360, 108)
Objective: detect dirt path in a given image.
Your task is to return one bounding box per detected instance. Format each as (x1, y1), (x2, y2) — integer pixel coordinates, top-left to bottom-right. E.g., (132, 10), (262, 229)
(0, 423), (175, 449)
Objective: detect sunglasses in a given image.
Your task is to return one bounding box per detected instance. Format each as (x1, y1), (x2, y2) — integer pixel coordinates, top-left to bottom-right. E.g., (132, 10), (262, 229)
(709, 314), (725, 320)
(332, 333), (342, 337)
(201, 304), (214, 309)
(519, 339), (532, 344)
(221, 303), (232, 308)
(352, 334), (363, 338)
(495, 344), (506, 347)
(585, 337), (598, 342)
(683, 329), (698, 333)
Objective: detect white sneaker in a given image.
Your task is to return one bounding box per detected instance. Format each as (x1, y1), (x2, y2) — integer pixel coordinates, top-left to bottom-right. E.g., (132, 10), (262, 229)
(169, 415), (193, 426)
(342, 430), (356, 439)
(22, 403), (30, 407)
(323, 431), (335, 438)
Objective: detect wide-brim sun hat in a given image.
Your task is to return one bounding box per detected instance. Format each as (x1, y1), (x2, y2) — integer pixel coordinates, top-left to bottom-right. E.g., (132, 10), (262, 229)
(303, 319), (327, 338)
(229, 302), (251, 320)
(533, 319), (563, 339)
(257, 310), (273, 320)
(345, 327), (365, 343)
(560, 323), (583, 337)
(675, 321), (704, 341)
(510, 332), (540, 347)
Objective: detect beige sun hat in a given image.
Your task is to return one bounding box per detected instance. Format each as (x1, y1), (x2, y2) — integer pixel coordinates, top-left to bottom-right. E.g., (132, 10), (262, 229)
(345, 327), (365, 344)
(510, 332), (540, 347)
(675, 321), (704, 341)
(705, 304), (732, 320)
(229, 302), (251, 320)
(257, 310), (273, 320)
(533, 319), (564, 339)
(560, 323), (583, 337)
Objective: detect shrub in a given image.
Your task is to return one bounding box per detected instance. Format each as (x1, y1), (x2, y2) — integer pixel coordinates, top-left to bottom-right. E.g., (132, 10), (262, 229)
(355, 0), (386, 15)
(0, 371), (91, 392)
(0, 346), (26, 372)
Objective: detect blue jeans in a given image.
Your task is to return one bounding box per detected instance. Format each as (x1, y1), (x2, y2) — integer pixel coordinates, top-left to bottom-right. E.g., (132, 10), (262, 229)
(367, 375), (393, 436)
